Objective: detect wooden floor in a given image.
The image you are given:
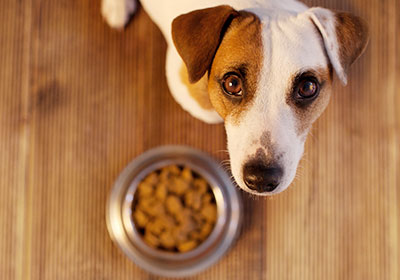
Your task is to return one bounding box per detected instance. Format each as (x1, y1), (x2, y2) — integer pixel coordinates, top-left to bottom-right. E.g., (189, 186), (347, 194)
(0, 0), (399, 279)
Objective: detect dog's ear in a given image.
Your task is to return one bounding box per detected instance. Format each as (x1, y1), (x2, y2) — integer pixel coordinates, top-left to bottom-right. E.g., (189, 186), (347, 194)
(307, 8), (369, 85)
(172, 5), (239, 83)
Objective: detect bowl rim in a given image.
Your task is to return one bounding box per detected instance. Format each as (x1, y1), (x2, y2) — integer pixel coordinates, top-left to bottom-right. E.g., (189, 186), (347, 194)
(106, 145), (243, 277)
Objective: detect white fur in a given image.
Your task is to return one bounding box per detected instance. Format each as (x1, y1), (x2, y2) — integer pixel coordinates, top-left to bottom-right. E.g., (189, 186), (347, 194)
(307, 8), (347, 85)
(101, 0), (136, 28)
(102, 0), (344, 195)
(227, 14), (329, 195)
(165, 47), (223, 123)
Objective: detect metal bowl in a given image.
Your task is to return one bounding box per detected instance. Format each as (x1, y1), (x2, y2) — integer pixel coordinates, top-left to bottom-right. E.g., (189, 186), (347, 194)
(106, 145), (243, 277)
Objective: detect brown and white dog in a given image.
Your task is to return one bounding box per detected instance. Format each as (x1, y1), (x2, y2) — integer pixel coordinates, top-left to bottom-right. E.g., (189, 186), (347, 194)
(101, 0), (369, 196)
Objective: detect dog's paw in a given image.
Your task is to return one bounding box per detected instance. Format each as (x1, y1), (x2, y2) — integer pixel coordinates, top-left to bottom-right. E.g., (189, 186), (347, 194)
(101, 0), (136, 29)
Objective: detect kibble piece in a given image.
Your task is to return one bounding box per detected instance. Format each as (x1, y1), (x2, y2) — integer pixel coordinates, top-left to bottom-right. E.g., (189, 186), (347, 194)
(137, 182), (153, 197)
(168, 165), (181, 175)
(181, 167), (193, 182)
(166, 195), (183, 214)
(160, 165), (180, 181)
(160, 168), (171, 181)
(202, 193), (212, 204)
(146, 218), (164, 235)
(199, 222), (213, 239)
(192, 211), (205, 225)
(189, 230), (202, 241)
(194, 178), (208, 194)
(158, 214), (176, 230)
(146, 200), (165, 217)
(170, 177), (189, 195)
(133, 209), (148, 228)
(200, 204), (217, 223)
(144, 231), (160, 248)
(144, 172), (158, 185)
(175, 208), (190, 223)
(137, 197), (156, 216)
(172, 227), (188, 245)
(178, 240), (198, 252)
(184, 190), (202, 210)
(155, 183), (167, 202)
(159, 230), (175, 249)
(178, 209), (196, 233)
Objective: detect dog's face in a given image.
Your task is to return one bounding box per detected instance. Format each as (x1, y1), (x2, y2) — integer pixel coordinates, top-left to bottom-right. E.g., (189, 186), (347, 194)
(172, 6), (368, 195)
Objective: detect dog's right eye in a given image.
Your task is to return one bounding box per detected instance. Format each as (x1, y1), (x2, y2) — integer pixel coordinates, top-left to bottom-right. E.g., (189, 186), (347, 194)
(294, 76), (320, 102)
(221, 73), (243, 97)
(298, 79), (319, 98)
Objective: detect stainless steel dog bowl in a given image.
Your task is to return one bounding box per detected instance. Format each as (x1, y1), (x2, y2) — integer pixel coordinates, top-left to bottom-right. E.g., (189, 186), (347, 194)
(106, 145), (243, 277)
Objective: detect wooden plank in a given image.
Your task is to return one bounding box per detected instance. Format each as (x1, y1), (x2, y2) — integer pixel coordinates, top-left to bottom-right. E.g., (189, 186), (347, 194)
(0, 0), (398, 279)
(0, 1), (32, 280)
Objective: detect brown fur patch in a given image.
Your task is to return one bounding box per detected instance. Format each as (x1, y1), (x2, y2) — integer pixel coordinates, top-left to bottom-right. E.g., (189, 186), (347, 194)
(286, 67), (332, 135)
(172, 5), (239, 83)
(179, 64), (213, 110)
(207, 11), (263, 123)
(260, 131), (272, 150)
(335, 12), (369, 71)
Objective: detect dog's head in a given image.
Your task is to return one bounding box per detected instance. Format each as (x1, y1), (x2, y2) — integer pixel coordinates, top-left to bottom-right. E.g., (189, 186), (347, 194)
(172, 5), (368, 195)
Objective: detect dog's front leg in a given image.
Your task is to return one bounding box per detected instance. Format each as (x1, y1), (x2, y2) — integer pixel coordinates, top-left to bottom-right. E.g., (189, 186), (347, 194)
(101, 0), (137, 28)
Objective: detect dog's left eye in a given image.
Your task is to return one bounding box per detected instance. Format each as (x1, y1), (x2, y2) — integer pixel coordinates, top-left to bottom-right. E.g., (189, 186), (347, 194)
(297, 78), (319, 99)
(222, 73), (243, 97)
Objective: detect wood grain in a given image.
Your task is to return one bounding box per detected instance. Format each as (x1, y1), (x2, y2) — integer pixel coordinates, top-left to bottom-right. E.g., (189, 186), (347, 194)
(0, 0), (398, 279)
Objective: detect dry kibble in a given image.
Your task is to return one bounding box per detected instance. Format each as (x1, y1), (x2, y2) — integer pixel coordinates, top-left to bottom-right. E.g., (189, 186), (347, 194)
(202, 193), (212, 204)
(166, 195), (183, 214)
(137, 197), (156, 216)
(175, 208), (191, 224)
(184, 190), (202, 210)
(137, 182), (153, 197)
(170, 177), (189, 195)
(144, 172), (158, 185)
(160, 168), (171, 181)
(144, 231), (160, 248)
(146, 200), (165, 217)
(160, 231), (175, 249)
(133, 165), (217, 252)
(133, 209), (148, 228)
(178, 240), (198, 252)
(189, 230), (202, 241)
(158, 214), (176, 229)
(146, 218), (165, 235)
(192, 211), (205, 225)
(199, 222), (213, 239)
(178, 209), (196, 233)
(181, 167), (193, 182)
(200, 204), (217, 223)
(155, 183), (167, 202)
(168, 165), (181, 175)
(194, 178), (208, 194)
(172, 227), (188, 244)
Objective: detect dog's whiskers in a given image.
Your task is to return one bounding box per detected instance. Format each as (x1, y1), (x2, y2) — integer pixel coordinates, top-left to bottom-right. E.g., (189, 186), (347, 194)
(215, 149), (229, 155)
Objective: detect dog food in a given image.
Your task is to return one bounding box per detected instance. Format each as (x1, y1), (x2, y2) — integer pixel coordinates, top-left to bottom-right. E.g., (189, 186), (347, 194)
(132, 165), (217, 253)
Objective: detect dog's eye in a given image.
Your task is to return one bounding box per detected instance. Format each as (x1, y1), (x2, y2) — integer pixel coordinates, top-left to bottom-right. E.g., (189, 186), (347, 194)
(222, 73), (243, 97)
(297, 79), (319, 99)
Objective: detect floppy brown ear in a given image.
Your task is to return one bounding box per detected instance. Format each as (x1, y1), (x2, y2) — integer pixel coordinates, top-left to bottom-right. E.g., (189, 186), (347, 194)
(172, 5), (239, 83)
(308, 8), (369, 85)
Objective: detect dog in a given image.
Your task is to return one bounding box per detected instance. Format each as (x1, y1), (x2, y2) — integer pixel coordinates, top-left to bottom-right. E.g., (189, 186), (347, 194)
(101, 0), (369, 196)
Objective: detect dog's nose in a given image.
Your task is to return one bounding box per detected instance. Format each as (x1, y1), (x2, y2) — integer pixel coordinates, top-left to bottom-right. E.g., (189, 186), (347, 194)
(243, 161), (283, 193)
